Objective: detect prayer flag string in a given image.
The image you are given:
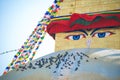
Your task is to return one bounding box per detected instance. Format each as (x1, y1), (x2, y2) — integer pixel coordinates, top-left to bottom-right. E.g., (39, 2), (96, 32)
(0, 49), (19, 55)
(3, 0), (64, 75)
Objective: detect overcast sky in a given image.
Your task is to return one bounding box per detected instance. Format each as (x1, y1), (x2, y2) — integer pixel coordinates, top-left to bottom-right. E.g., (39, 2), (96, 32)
(0, 0), (55, 76)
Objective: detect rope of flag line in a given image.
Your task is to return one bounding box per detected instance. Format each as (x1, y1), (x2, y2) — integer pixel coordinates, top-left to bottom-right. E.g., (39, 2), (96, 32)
(3, 0), (64, 75)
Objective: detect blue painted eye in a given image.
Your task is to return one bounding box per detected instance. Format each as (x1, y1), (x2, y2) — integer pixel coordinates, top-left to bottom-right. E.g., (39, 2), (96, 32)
(93, 32), (114, 38)
(73, 35), (80, 40)
(65, 34), (85, 40)
(98, 32), (106, 38)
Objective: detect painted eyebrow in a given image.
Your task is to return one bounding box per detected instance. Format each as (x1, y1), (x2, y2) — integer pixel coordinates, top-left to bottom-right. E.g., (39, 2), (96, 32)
(79, 30), (88, 36)
(65, 30), (88, 35)
(90, 28), (100, 35)
(90, 26), (116, 35)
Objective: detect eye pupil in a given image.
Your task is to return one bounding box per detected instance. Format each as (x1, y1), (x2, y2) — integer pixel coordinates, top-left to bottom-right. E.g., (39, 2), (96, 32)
(73, 35), (80, 40)
(98, 32), (105, 38)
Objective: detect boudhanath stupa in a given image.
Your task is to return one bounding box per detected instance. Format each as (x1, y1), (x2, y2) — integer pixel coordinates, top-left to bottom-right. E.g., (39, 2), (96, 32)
(0, 0), (120, 80)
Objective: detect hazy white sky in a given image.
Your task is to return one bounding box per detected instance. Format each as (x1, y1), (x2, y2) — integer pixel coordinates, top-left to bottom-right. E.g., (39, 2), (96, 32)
(0, 0), (55, 76)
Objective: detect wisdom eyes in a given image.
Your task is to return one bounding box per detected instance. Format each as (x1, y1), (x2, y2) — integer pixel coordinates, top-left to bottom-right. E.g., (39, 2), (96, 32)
(92, 31), (114, 38)
(65, 34), (86, 40)
(65, 31), (114, 40)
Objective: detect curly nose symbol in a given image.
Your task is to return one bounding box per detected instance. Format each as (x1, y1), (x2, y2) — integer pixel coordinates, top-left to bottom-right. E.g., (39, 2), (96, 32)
(86, 39), (92, 48)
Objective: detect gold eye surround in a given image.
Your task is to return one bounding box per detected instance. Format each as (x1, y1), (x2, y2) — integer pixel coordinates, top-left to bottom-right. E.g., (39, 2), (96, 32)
(92, 31), (115, 38)
(65, 34), (86, 40)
